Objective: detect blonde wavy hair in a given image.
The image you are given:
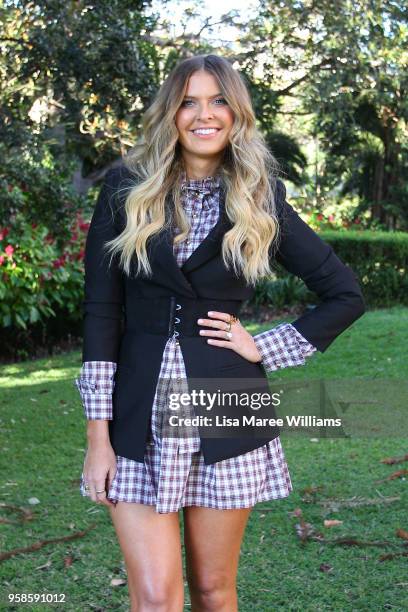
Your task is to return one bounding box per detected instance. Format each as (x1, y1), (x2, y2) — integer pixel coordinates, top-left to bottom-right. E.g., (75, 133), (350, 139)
(105, 53), (283, 287)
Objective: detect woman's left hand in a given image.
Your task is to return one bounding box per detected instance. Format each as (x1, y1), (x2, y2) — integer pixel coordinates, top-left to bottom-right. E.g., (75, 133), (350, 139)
(197, 311), (262, 364)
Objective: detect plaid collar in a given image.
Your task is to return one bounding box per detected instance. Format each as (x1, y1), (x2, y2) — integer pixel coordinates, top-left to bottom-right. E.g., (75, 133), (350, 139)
(180, 170), (221, 211)
(180, 170), (221, 193)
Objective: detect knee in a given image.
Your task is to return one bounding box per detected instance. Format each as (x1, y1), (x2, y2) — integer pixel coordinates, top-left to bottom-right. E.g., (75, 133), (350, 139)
(189, 574), (235, 610)
(131, 580), (184, 611)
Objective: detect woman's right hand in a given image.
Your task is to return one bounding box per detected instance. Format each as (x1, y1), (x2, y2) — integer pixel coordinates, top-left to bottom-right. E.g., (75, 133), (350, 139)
(83, 439), (117, 507)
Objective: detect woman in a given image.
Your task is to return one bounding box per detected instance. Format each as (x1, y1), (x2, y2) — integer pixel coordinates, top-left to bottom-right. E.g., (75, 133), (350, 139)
(74, 54), (365, 610)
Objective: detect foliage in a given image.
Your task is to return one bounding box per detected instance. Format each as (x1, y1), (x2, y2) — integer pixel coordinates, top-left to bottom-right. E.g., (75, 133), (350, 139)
(0, 143), (87, 237)
(0, 213), (87, 330)
(0, 0), (160, 176)
(243, 0), (408, 229)
(252, 229), (408, 309)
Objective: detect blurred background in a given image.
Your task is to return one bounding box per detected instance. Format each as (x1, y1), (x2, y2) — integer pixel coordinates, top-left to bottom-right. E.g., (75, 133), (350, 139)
(1, 0), (406, 361)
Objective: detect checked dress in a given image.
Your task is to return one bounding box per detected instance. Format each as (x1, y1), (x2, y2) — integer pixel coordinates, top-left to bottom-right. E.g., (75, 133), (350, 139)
(74, 171), (317, 513)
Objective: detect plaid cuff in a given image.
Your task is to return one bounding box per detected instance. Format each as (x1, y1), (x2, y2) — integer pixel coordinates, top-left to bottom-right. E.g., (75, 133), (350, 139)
(74, 361), (117, 420)
(253, 323), (317, 373)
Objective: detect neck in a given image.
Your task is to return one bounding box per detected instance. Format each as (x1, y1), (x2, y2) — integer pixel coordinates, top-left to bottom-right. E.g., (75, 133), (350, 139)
(181, 154), (222, 180)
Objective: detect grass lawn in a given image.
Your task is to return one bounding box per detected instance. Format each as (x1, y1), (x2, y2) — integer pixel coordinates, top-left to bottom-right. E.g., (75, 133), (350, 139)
(0, 306), (407, 611)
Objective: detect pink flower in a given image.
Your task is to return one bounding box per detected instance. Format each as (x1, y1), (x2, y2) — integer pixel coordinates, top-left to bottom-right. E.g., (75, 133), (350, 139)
(354, 218), (361, 224)
(31, 222), (38, 229)
(0, 255), (4, 265)
(317, 213), (324, 221)
(0, 227), (10, 241)
(79, 222), (90, 232)
(70, 232), (78, 242)
(5, 244), (14, 258)
(329, 215), (334, 222)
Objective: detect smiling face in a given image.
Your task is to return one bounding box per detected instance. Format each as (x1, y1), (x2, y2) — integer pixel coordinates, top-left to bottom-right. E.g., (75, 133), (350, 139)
(175, 69), (235, 175)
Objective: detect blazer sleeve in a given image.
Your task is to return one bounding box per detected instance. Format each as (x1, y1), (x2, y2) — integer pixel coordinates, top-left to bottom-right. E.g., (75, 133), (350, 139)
(81, 167), (126, 362)
(272, 179), (366, 353)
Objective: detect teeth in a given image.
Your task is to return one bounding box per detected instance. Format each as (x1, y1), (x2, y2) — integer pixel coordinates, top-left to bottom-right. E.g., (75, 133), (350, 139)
(193, 128), (218, 134)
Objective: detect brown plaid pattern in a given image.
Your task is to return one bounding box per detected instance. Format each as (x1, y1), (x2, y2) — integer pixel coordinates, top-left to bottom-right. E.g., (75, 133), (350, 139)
(76, 172), (318, 511)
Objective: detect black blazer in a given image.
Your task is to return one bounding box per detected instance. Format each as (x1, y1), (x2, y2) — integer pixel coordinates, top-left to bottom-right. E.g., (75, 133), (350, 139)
(81, 164), (366, 464)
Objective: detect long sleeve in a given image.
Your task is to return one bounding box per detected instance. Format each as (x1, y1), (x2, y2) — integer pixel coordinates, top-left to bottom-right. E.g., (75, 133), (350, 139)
(271, 179), (366, 353)
(253, 322), (317, 373)
(74, 166), (127, 419)
(74, 361), (117, 420)
(81, 166), (126, 362)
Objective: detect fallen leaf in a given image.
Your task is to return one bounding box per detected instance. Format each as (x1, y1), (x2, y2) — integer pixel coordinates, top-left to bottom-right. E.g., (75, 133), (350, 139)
(324, 520), (343, 528)
(319, 563), (333, 572)
(288, 508), (303, 518)
(381, 453), (408, 465)
(110, 578), (127, 587)
(396, 529), (408, 541)
(376, 469), (408, 483)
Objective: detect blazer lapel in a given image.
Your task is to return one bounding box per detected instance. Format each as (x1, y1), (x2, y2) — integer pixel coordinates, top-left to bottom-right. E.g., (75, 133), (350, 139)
(182, 182), (232, 274)
(148, 182), (232, 296)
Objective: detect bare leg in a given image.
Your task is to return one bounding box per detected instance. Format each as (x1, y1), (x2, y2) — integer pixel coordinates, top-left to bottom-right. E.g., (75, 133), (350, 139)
(108, 502), (184, 612)
(183, 506), (252, 612)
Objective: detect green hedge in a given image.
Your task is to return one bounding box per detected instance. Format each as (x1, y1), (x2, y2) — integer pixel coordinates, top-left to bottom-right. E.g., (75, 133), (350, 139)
(253, 229), (408, 309)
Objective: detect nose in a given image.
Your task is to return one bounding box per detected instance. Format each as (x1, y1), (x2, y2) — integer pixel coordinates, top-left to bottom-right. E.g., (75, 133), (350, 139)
(196, 102), (214, 120)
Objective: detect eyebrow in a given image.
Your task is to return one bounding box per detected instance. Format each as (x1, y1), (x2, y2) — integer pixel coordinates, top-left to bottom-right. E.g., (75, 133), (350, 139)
(183, 93), (224, 99)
